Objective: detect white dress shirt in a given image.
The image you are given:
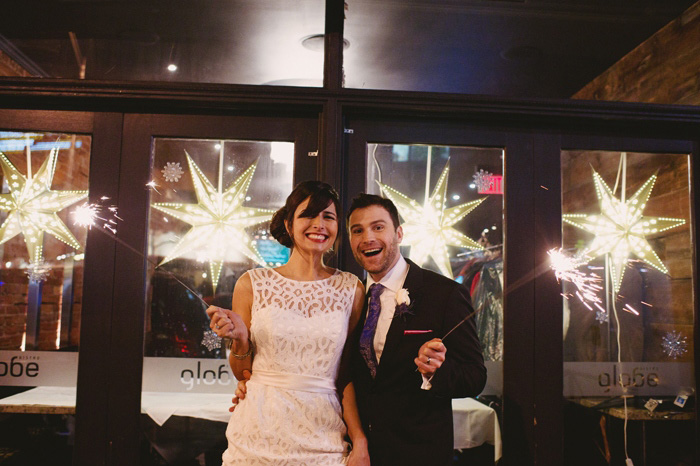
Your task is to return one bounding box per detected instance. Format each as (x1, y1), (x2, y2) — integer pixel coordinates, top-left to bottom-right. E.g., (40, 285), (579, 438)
(366, 255), (409, 363)
(366, 255), (434, 390)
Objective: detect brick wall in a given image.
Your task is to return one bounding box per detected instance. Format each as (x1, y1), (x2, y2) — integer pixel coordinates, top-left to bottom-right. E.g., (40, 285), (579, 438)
(0, 133), (90, 350)
(0, 49), (32, 77)
(573, 1), (700, 105)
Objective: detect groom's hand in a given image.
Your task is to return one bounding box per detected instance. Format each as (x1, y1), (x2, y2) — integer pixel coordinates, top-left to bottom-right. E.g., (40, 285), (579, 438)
(415, 338), (446, 377)
(229, 369), (251, 412)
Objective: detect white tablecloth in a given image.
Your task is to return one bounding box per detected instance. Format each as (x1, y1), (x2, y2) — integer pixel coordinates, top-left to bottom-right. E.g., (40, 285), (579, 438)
(1, 387), (501, 460)
(452, 397), (502, 461)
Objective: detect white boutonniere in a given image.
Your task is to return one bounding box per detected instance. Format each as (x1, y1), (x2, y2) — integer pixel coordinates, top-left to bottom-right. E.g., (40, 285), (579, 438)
(394, 288), (414, 320)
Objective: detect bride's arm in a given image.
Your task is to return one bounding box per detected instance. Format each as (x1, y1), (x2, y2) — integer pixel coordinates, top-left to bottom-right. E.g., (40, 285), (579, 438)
(343, 381), (369, 464)
(207, 272), (253, 380)
(341, 280), (370, 465)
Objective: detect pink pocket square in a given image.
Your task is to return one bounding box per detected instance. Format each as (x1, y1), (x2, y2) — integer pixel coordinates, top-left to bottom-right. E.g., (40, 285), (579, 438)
(404, 329), (433, 335)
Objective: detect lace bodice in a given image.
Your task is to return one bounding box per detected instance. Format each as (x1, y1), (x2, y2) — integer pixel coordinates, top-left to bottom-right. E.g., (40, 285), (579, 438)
(248, 268), (358, 381)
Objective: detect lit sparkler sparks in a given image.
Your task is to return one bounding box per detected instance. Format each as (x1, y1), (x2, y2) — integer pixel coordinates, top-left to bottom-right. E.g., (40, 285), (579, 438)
(548, 248), (603, 309)
(146, 180), (161, 194)
(72, 198), (121, 234)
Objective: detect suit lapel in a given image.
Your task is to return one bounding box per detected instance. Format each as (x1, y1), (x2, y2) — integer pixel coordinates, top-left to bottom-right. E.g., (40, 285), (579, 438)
(376, 259), (424, 374)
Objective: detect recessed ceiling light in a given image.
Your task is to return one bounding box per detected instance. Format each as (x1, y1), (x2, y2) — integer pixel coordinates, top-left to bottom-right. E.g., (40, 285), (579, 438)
(301, 34), (350, 52)
(167, 64), (177, 72)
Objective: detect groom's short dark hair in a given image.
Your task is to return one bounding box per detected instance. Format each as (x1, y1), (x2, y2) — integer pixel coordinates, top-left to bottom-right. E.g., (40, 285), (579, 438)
(347, 193), (400, 229)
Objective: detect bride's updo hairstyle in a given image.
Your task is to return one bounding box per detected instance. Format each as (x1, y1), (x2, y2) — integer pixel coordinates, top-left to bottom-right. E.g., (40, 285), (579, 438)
(270, 180), (341, 249)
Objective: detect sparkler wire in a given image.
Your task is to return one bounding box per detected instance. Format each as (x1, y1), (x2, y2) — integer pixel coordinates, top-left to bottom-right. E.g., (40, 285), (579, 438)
(98, 226), (208, 308)
(73, 203), (208, 308)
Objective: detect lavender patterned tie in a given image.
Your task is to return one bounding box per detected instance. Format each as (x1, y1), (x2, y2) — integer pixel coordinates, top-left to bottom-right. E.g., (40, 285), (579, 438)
(359, 283), (385, 378)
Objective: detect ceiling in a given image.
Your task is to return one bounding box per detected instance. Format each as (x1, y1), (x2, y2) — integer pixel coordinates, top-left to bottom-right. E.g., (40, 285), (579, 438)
(0, 0), (696, 98)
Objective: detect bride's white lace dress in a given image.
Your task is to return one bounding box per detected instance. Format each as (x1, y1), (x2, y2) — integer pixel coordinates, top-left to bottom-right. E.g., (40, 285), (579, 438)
(222, 268), (358, 465)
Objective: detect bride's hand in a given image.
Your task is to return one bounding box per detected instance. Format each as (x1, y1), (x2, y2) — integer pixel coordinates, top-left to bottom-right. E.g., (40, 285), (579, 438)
(206, 306), (248, 342)
(229, 369), (251, 412)
(347, 440), (370, 466)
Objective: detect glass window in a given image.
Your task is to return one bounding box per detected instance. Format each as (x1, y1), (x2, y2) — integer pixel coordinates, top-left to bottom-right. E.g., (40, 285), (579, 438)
(141, 137), (293, 463)
(343, 3), (694, 97)
(366, 143), (504, 462)
(0, 1), (324, 86)
(0, 131), (91, 464)
(561, 150), (695, 465)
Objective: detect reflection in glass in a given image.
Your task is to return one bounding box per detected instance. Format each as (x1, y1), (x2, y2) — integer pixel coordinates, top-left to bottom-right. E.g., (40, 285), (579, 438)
(0, 2), (325, 86)
(366, 143), (504, 374)
(0, 131), (90, 353)
(0, 131), (90, 465)
(141, 137), (294, 464)
(146, 139), (294, 360)
(561, 150), (695, 465)
(366, 143), (505, 463)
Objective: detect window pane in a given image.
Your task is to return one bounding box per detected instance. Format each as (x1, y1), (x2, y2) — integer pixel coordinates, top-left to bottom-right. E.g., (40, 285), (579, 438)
(366, 143), (504, 461)
(343, 3), (694, 97)
(0, 1), (324, 86)
(561, 150), (695, 465)
(0, 131), (91, 464)
(141, 137), (293, 463)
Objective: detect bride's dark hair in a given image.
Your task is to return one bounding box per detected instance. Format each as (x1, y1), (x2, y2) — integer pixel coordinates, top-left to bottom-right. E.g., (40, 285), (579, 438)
(270, 180), (341, 249)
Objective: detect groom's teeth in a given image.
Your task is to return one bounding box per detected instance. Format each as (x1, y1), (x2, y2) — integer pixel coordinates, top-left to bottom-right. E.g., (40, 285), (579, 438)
(363, 248), (382, 256)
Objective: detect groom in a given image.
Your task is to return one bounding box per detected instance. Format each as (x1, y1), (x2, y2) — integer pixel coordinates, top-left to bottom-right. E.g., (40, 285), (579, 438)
(346, 193), (486, 466)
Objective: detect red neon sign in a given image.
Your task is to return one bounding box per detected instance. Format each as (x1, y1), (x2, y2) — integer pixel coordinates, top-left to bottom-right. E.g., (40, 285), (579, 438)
(477, 175), (503, 194)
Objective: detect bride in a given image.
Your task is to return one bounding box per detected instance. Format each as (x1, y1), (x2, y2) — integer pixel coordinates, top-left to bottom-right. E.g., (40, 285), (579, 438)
(207, 181), (369, 465)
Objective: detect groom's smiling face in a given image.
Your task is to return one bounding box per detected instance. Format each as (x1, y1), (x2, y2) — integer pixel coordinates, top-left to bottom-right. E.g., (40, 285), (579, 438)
(348, 205), (403, 281)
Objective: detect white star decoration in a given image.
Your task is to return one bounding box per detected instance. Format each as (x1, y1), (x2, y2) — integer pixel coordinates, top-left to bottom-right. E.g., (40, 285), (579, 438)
(161, 162), (184, 183)
(563, 168), (685, 292)
(201, 329), (222, 352)
(0, 149), (88, 264)
(151, 153), (274, 291)
(661, 330), (688, 359)
(378, 159), (485, 279)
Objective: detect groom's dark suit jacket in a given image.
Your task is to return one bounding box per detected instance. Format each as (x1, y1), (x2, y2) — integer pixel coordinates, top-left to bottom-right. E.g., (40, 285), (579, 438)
(352, 258), (487, 466)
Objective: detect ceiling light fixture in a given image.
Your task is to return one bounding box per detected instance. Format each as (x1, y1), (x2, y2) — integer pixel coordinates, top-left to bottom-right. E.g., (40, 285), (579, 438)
(301, 34), (350, 52)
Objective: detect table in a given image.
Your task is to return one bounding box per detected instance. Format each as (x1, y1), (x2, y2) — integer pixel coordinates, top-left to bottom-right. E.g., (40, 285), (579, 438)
(452, 397), (502, 462)
(567, 397), (695, 466)
(1, 387), (502, 462)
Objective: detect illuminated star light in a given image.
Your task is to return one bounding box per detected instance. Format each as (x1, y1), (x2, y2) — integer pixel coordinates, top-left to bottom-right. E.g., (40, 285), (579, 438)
(563, 168), (685, 292)
(0, 149), (88, 264)
(151, 154), (274, 291)
(378, 159), (485, 279)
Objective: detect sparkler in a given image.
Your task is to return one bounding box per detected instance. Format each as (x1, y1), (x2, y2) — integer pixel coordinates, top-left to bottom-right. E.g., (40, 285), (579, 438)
(71, 199), (209, 308)
(72, 197), (121, 234)
(145, 180), (161, 194)
(548, 248), (603, 309)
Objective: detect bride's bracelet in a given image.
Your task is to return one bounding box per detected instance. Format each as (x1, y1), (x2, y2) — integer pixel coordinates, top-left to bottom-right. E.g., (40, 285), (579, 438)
(228, 338), (255, 359)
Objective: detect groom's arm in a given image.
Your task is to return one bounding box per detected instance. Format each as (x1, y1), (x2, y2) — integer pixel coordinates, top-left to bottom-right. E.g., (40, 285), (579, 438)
(425, 283), (486, 398)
